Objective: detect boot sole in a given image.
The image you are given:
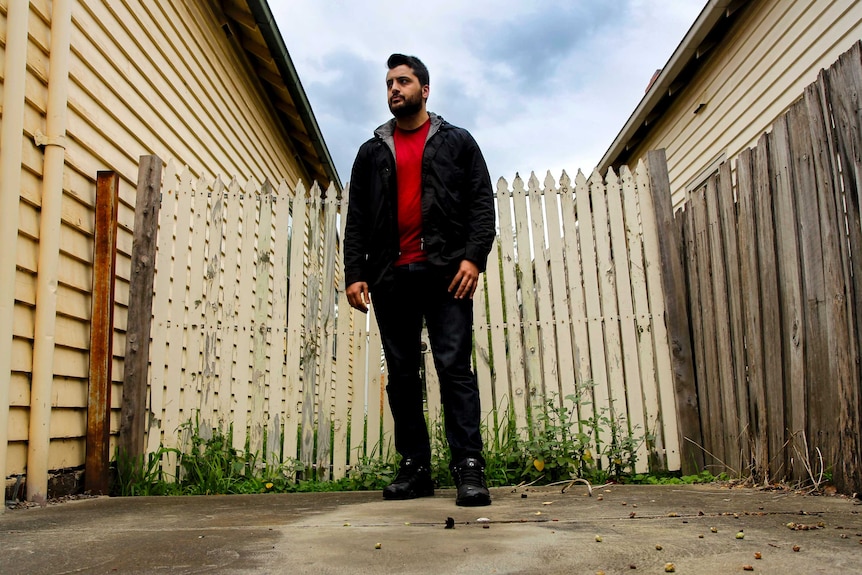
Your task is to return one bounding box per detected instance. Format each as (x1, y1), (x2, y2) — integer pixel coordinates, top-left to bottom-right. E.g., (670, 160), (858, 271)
(382, 488), (435, 500)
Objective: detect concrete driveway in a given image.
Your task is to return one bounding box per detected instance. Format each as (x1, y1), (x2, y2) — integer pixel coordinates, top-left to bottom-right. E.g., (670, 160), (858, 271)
(2, 484), (860, 574)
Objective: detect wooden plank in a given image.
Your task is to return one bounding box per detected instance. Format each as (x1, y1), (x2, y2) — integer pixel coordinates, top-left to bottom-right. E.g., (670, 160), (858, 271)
(218, 178), (243, 432)
(705, 174), (741, 474)
(716, 161), (749, 475)
(119, 155), (162, 459)
(495, 178), (528, 430)
(606, 168), (649, 473)
(199, 177), (226, 437)
(349, 308), (369, 466)
(576, 170), (609, 462)
(162, 166), (194, 464)
(512, 175), (543, 425)
(483, 232), (511, 433)
(804, 79), (851, 490)
(771, 115), (806, 480)
(366, 307), (384, 460)
(316, 183), (339, 480)
(529, 174), (559, 404)
(823, 42), (862, 493)
(300, 184), (321, 473)
(230, 177), (259, 451)
(681, 201), (708, 469)
(560, 172), (594, 444)
(692, 185), (723, 470)
(786, 99), (828, 482)
(250, 181), (274, 457)
(284, 180), (309, 463)
(546, 172), (578, 401)
(754, 134), (785, 481)
(735, 148), (768, 482)
(183, 174), (211, 432)
(622, 165), (664, 471)
(593, 169), (627, 469)
(645, 150), (703, 474)
(332, 189), (352, 478)
(267, 180), (291, 466)
(473, 274), (494, 432)
(85, 170), (119, 494)
(147, 160), (178, 458)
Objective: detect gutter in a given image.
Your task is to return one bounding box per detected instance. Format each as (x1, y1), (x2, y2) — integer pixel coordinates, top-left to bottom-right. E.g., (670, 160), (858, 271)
(244, 0), (342, 192)
(0, 0), (30, 512)
(598, 0), (745, 172)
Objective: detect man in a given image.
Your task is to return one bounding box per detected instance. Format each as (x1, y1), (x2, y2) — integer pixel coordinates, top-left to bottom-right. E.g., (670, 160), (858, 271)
(343, 54), (495, 507)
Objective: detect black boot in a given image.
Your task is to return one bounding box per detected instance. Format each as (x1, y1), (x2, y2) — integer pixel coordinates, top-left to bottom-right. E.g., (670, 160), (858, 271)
(451, 457), (491, 506)
(382, 458), (434, 500)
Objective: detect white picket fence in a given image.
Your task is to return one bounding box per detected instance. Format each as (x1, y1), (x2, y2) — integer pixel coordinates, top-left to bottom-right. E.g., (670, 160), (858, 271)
(142, 159), (680, 480)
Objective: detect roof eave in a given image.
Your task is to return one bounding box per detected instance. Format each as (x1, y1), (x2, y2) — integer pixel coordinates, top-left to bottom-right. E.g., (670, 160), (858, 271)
(597, 0), (749, 172)
(244, 0), (342, 192)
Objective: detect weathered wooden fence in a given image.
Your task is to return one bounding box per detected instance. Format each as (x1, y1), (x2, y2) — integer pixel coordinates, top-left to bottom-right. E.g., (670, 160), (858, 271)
(123, 155), (683, 481)
(674, 42), (862, 494)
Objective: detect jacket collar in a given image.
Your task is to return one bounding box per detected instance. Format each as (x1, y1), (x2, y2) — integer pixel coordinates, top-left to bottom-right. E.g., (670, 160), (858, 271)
(374, 112), (444, 148)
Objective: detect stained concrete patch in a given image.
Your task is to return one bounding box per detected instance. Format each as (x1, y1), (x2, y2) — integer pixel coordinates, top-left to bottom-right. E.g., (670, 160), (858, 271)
(2, 486), (860, 574)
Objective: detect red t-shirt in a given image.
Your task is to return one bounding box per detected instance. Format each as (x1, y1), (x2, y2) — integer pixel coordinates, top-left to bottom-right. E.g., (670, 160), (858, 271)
(393, 120), (431, 266)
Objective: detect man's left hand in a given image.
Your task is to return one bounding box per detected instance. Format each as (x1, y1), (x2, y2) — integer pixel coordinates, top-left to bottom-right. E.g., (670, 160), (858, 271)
(448, 260), (480, 299)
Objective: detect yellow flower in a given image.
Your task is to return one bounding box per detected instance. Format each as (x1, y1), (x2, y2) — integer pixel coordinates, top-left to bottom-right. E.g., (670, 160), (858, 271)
(265, 482), (274, 489)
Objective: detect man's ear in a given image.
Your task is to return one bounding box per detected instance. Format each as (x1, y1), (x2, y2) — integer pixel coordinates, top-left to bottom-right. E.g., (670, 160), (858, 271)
(422, 84), (430, 100)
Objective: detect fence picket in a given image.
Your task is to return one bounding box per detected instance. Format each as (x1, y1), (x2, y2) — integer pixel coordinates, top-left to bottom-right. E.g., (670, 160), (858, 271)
(284, 181), (309, 463)
(332, 189), (352, 477)
(495, 178), (528, 430)
(267, 180), (291, 465)
(200, 177), (226, 436)
(530, 174), (559, 405)
(474, 274), (494, 431)
(606, 168), (649, 473)
(560, 172), (594, 440)
(633, 161), (681, 471)
(316, 184), (339, 480)
(163, 166), (194, 461)
(148, 160), (178, 458)
(483, 234), (510, 429)
(577, 170), (609, 460)
(184, 174), (210, 434)
(543, 173), (577, 407)
(250, 181), (274, 457)
(301, 184), (321, 472)
(621, 166), (662, 471)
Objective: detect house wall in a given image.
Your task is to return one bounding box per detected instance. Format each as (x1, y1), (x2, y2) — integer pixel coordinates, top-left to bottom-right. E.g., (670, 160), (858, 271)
(624, 0), (862, 206)
(1, 0), (309, 490)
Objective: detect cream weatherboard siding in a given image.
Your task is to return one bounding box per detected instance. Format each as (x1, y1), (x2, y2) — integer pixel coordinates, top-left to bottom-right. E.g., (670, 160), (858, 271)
(623, 0), (862, 207)
(1, 0), (312, 491)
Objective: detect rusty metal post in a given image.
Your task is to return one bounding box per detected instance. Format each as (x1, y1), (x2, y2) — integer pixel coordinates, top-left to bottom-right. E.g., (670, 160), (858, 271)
(85, 171), (120, 494)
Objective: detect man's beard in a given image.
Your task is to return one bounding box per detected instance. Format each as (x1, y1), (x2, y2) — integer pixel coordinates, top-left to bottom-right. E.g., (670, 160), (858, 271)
(389, 93), (423, 118)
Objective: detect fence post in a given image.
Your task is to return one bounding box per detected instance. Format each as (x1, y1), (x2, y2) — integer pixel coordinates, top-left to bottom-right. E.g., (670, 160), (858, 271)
(645, 150), (704, 474)
(85, 171), (120, 494)
(119, 155), (163, 461)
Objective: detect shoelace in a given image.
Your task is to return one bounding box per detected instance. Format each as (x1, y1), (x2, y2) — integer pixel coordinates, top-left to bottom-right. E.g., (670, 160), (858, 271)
(394, 462), (425, 483)
(455, 465), (486, 487)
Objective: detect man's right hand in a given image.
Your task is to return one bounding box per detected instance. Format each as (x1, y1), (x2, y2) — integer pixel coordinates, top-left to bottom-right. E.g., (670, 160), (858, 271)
(346, 281), (370, 313)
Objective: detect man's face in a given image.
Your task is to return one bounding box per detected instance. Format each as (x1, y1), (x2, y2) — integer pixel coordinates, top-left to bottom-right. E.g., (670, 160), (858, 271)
(386, 64), (429, 118)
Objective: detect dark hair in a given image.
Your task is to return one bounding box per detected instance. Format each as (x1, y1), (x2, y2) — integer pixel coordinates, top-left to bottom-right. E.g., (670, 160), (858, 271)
(387, 53), (429, 87)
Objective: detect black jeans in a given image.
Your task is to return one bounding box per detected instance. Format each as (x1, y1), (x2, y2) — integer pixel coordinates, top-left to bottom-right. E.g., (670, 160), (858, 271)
(372, 262), (484, 467)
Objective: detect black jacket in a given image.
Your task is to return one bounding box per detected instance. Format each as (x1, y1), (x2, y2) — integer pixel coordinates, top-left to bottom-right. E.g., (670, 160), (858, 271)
(343, 113), (496, 289)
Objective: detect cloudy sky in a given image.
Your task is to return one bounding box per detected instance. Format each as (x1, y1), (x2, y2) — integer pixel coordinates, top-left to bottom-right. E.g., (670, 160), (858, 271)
(274, 0), (706, 186)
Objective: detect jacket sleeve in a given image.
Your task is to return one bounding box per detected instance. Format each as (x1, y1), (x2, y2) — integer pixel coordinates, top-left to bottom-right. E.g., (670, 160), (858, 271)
(462, 133), (496, 272)
(343, 144), (370, 287)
